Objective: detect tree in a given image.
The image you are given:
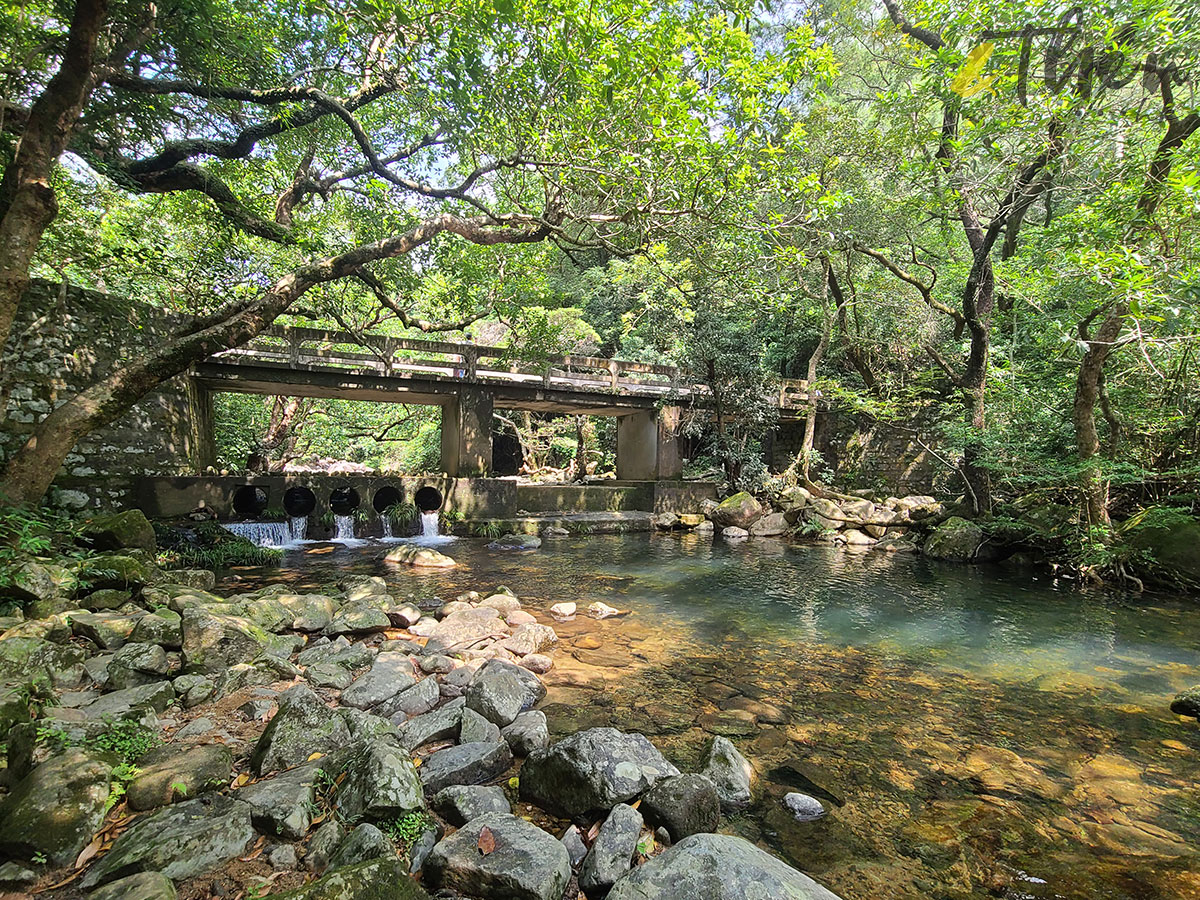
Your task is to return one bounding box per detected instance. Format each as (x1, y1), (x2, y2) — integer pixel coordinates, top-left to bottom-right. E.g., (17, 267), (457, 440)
(0, 0), (830, 504)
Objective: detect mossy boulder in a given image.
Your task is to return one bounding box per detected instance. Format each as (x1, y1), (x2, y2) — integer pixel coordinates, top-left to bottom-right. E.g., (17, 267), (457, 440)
(80, 510), (157, 552)
(0, 748), (112, 866)
(76, 554), (158, 592)
(251, 684), (353, 775)
(180, 606), (270, 673)
(1124, 508), (1200, 588)
(1170, 686), (1200, 718)
(709, 492), (763, 529)
(922, 516), (983, 562)
(269, 857), (432, 900)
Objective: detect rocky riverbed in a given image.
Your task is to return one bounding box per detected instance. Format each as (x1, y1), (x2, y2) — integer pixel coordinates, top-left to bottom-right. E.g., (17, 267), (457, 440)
(0, 544), (844, 900)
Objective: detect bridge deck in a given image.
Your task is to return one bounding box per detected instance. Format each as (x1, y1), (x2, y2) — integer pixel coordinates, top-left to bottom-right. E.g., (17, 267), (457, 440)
(196, 325), (809, 418)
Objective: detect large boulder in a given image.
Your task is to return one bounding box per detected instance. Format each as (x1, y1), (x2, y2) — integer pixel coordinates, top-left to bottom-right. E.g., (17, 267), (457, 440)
(477, 659), (546, 710)
(749, 512), (788, 537)
(0, 749), (111, 865)
(71, 611), (143, 650)
(339, 653), (416, 710)
(237, 764), (320, 839)
(251, 684), (353, 775)
(75, 554), (158, 591)
(181, 607), (269, 673)
(432, 784), (511, 826)
(80, 510), (157, 552)
(709, 493), (763, 529)
(1170, 686), (1200, 718)
(502, 710), (549, 756)
(3, 560), (76, 613)
(606, 833), (843, 900)
(1124, 509), (1200, 588)
(80, 795), (255, 888)
(126, 743), (233, 811)
(639, 774), (721, 842)
(498, 623), (558, 657)
(923, 516), (983, 562)
(520, 728), (679, 820)
(425, 813), (570, 900)
(806, 498), (844, 531)
(395, 702), (465, 751)
(89, 872), (177, 900)
(268, 856), (431, 900)
(428, 606), (506, 648)
(385, 545), (456, 568)
(335, 736), (424, 822)
(106, 641), (170, 690)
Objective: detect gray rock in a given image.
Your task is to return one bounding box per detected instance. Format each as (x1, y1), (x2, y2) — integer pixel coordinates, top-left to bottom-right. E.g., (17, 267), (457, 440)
(1170, 685), (1200, 717)
(783, 792), (827, 822)
(479, 659), (547, 710)
(502, 710), (549, 756)
(520, 728), (679, 820)
(278, 593), (338, 633)
(335, 737), (424, 822)
(180, 607), (269, 674)
(71, 611), (143, 650)
(498, 623), (558, 656)
(130, 609), (183, 649)
(427, 606), (506, 648)
(640, 774), (721, 842)
(75, 680), (175, 720)
(270, 856), (432, 899)
(240, 698), (275, 720)
(296, 636), (373, 670)
(127, 743), (233, 810)
(459, 707), (501, 743)
(561, 825), (588, 869)
(251, 684), (353, 775)
(477, 592), (523, 615)
(106, 642), (170, 690)
(419, 741), (514, 795)
(750, 512), (788, 536)
(305, 820), (344, 873)
(324, 601), (391, 636)
(606, 833), (843, 899)
(923, 516), (983, 562)
(0, 749), (111, 866)
(520, 653), (554, 674)
(701, 736), (754, 810)
(580, 803), (643, 898)
(270, 844), (299, 871)
(80, 509), (157, 552)
(425, 813), (569, 900)
(327, 823), (393, 870)
(395, 700), (465, 750)
(722, 526), (749, 540)
(84, 588), (134, 611)
(340, 653), (416, 710)
(172, 673), (215, 708)
(466, 663), (526, 726)
(419, 654), (454, 674)
(432, 784), (511, 826)
(0, 862), (37, 889)
(487, 533), (543, 551)
(89, 872), (177, 900)
(339, 707), (400, 742)
(387, 605), (423, 628)
(238, 764), (320, 839)
(80, 795), (255, 888)
(378, 674), (440, 720)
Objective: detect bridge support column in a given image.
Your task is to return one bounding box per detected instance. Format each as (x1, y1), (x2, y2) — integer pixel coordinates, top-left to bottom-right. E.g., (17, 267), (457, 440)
(616, 406), (682, 480)
(440, 387), (493, 476)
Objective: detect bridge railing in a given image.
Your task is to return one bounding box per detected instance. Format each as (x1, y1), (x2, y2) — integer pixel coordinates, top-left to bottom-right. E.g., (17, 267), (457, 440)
(210, 324), (808, 405)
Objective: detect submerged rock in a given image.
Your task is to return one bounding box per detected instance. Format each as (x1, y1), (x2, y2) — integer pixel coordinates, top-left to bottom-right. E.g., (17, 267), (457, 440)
(606, 833), (843, 900)
(81, 795), (255, 888)
(1171, 686), (1200, 718)
(488, 533), (543, 551)
(783, 792), (827, 822)
(425, 813), (570, 900)
(385, 545), (456, 568)
(520, 727), (679, 820)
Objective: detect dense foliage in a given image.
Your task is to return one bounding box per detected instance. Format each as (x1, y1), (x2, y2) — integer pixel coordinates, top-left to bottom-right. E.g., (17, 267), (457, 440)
(1, 0), (1197, 581)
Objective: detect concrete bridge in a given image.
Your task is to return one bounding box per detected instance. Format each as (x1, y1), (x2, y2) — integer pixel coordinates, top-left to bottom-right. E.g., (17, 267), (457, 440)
(194, 325), (809, 480)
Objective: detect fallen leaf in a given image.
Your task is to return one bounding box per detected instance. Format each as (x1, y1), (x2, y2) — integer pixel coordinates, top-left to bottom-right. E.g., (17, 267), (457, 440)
(477, 825), (496, 856)
(74, 835), (104, 868)
(307, 752), (325, 762)
(232, 773), (251, 788)
(240, 836), (268, 861)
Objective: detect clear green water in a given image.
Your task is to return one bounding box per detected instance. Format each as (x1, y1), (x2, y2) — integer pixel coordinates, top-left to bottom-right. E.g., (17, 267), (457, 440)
(229, 533), (1200, 900)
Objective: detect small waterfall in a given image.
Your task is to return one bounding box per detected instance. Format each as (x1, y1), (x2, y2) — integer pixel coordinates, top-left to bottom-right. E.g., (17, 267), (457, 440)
(420, 511), (439, 537)
(222, 521), (290, 548)
(333, 514), (356, 541)
(288, 515), (308, 543)
(381, 517), (395, 539)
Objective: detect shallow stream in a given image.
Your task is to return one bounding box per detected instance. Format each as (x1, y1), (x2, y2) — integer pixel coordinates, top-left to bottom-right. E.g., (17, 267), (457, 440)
(225, 534), (1200, 900)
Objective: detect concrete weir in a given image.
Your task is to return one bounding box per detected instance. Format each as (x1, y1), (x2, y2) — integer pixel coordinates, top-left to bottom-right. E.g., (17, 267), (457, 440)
(118, 475), (717, 524)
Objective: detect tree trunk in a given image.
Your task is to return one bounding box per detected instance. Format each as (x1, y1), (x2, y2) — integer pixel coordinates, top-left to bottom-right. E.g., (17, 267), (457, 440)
(800, 260), (831, 480)
(0, 0), (109, 352)
(1, 211), (529, 505)
(1073, 304), (1126, 529)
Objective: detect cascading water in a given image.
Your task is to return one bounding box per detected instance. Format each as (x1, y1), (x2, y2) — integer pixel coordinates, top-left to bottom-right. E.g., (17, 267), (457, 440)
(223, 518), (309, 548)
(333, 515), (356, 542)
(380, 517), (394, 539)
(288, 516), (308, 542)
(420, 511), (439, 537)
